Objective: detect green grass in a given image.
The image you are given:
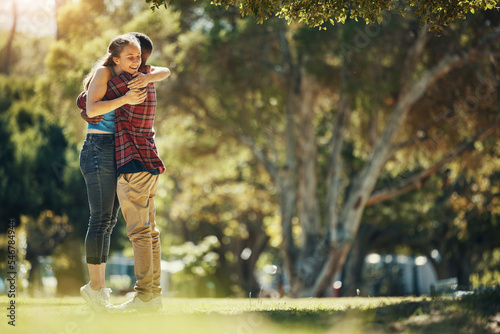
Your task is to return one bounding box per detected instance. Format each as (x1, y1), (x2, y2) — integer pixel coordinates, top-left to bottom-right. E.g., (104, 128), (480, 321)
(0, 294), (498, 334)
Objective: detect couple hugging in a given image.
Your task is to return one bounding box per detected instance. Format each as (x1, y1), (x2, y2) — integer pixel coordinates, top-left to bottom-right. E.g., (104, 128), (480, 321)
(78, 32), (170, 311)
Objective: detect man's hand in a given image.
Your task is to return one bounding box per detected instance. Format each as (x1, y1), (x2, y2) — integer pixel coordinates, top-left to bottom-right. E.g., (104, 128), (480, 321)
(81, 109), (104, 124)
(127, 72), (150, 90)
(124, 88), (148, 105)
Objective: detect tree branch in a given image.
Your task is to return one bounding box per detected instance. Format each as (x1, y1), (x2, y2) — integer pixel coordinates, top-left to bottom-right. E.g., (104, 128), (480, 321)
(237, 133), (280, 181)
(400, 25), (430, 93)
(366, 123), (499, 206)
(338, 25), (436, 239)
(1, 0), (17, 74)
(187, 95), (281, 181)
(312, 25), (500, 298)
(390, 108), (455, 154)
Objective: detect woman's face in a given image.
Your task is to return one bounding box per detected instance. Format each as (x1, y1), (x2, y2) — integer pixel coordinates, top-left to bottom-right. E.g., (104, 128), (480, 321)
(114, 44), (141, 74)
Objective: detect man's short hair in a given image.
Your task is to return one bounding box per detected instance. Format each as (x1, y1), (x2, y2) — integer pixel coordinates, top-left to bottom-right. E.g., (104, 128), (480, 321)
(129, 32), (153, 54)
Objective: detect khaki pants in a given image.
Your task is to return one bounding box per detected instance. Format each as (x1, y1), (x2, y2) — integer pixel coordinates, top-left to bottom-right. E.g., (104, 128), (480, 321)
(117, 172), (161, 301)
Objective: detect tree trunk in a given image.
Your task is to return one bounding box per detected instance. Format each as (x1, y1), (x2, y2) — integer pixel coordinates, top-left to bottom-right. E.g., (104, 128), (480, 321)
(1, 0), (17, 74)
(294, 74), (325, 294)
(276, 30), (301, 293)
(296, 75), (321, 242)
(341, 224), (376, 296)
(26, 251), (42, 297)
(310, 26), (477, 297)
(55, 0), (68, 40)
(247, 25), (500, 298)
(236, 229), (270, 296)
(53, 236), (85, 296)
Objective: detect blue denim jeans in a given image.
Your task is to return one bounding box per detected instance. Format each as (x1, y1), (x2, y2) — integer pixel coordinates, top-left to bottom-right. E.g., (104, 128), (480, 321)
(79, 134), (120, 265)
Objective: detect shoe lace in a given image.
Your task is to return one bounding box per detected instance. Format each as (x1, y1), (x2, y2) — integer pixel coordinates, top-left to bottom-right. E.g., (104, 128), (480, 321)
(98, 288), (112, 305)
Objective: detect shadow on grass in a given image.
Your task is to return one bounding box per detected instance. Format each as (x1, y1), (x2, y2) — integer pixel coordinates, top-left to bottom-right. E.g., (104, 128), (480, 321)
(261, 308), (347, 329)
(260, 289), (500, 334)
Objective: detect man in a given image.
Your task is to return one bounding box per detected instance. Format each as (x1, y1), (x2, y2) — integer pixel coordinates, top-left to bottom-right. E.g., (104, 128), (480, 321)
(79, 32), (170, 310)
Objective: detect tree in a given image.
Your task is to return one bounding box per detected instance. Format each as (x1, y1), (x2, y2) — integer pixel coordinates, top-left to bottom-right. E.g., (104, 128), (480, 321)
(116, 4), (279, 295)
(146, 0), (499, 32)
(287, 17), (499, 297)
(161, 134), (277, 296)
(342, 135), (500, 296)
(426, 141), (500, 290)
(3, 0), (498, 298)
(44, 0), (277, 296)
(0, 70), (88, 294)
(0, 0), (136, 294)
(1, 0), (17, 74)
(160, 3), (500, 297)
(55, 0), (69, 40)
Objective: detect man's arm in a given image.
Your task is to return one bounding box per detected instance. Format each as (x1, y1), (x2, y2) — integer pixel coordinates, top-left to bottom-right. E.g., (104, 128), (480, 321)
(81, 109), (104, 124)
(108, 66), (171, 119)
(87, 67), (147, 117)
(76, 91), (104, 124)
(126, 66), (171, 90)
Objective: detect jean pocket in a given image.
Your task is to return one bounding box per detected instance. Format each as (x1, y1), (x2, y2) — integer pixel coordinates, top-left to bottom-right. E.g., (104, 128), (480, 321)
(79, 146), (89, 174)
(79, 143), (99, 175)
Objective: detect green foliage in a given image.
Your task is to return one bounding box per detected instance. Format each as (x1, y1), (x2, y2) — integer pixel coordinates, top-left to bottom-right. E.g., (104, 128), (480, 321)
(2, 0), (499, 297)
(0, 67), (89, 293)
(461, 287), (500, 316)
(360, 135), (500, 291)
(471, 249), (500, 287)
(57, 0), (107, 42)
(157, 2), (500, 296)
(158, 112), (279, 295)
(146, 0), (499, 32)
(168, 236), (221, 296)
(169, 236), (221, 274)
(24, 211), (72, 257)
(0, 75), (71, 224)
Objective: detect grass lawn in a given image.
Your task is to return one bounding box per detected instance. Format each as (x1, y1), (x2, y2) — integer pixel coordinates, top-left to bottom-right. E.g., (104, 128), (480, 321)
(0, 293), (499, 334)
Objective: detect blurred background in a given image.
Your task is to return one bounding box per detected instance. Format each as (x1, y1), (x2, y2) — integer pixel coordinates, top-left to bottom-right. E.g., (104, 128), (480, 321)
(0, 0), (499, 299)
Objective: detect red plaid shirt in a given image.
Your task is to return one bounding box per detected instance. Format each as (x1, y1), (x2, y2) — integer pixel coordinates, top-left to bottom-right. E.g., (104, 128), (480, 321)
(77, 65), (165, 174)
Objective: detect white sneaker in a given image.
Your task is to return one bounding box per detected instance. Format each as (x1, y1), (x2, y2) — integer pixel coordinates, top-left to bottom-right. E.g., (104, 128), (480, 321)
(102, 288), (112, 304)
(150, 296), (163, 309)
(80, 282), (112, 311)
(114, 295), (161, 312)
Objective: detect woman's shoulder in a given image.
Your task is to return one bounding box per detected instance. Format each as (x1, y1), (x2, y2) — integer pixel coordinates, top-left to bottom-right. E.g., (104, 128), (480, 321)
(94, 66), (113, 81)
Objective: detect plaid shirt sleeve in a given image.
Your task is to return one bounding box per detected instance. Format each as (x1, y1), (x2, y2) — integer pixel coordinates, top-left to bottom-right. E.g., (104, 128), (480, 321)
(76, 91), (87, 109)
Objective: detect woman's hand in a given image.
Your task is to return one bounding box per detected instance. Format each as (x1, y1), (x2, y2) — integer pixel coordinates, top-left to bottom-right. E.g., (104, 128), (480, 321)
(127, 72), (150, 90)
(124, 88), (148, 105)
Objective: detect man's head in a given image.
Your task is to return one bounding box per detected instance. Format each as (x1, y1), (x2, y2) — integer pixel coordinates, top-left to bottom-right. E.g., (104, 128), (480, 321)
(128, 32), (153, 65)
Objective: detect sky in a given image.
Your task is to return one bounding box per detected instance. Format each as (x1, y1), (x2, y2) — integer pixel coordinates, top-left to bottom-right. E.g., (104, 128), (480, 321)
(0, 0), (58, 37)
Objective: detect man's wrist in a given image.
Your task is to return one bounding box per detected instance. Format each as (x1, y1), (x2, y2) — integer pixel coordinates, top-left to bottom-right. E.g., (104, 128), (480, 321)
(122, 94), (130, 105)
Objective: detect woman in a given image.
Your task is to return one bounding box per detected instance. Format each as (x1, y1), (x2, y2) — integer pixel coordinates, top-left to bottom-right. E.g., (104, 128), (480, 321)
(78, 34), (146, 311)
